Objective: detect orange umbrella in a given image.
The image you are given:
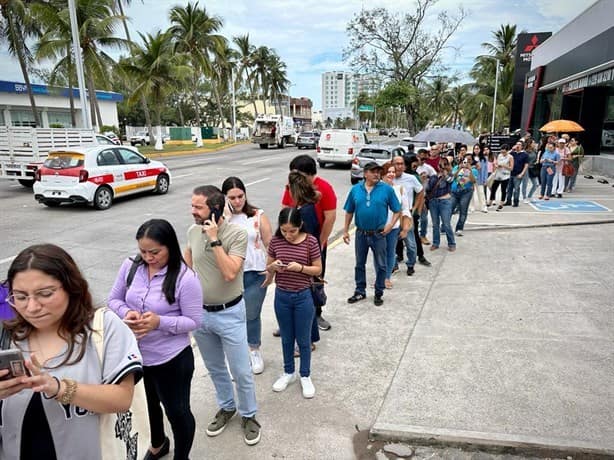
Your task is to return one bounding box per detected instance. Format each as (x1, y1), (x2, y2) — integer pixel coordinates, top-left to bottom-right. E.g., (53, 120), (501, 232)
(539, 119), (585, 133)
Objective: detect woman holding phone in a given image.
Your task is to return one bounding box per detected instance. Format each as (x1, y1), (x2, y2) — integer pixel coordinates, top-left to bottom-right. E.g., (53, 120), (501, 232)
(108, 219), (202, 460)
(0, 243), (142, 460)
(263, 208), (322, 398)
(222, 176), (272, 374)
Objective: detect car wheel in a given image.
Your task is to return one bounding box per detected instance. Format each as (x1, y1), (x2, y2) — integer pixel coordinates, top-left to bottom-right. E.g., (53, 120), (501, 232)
(318, 161), (326, 168)
(131, 142), (136, 146)
(18, 179), (34, 188)
(297, 146), (303, 150)
(42, 200), (60, 207)
(279, 138), (285, 149)
(155, 174), (170, 194)
(93, 186), (113, 210)
(259, 144), (268, 149)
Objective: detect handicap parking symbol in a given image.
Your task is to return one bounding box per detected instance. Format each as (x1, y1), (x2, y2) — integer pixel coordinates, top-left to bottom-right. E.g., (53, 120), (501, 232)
(530, 200), (610, 212)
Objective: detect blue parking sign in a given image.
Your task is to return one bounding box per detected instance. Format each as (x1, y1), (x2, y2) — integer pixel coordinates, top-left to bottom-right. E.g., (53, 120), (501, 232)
(531, 200), (610, 212)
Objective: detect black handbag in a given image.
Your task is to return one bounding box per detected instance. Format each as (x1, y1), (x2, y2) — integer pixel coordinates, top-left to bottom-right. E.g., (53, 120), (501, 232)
(310, 280), (327, 307)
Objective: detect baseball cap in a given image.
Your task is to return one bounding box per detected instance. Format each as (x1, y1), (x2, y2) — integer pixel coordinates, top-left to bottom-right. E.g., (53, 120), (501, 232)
(557, 138), (566, 143)
(363, 161), (383, 171)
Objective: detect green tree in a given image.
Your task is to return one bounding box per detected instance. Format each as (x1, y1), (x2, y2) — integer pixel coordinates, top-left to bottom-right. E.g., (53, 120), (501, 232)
(233, 34), (258, 115)
(251, 45), (272, 113)
(344, 0), (466, 133)
(169, 1), (226, 144)
(1, 0), (41, 126)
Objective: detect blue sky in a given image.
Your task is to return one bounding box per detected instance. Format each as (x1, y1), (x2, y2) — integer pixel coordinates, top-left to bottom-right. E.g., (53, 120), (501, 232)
(0, 0), (596, 110)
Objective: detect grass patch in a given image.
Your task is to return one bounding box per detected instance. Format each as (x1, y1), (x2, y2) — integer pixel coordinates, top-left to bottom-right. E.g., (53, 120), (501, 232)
(138, 142), (231, 155)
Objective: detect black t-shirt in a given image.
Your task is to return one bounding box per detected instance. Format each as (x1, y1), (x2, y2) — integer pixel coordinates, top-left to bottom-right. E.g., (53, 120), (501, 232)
(20, 393), (57, 460)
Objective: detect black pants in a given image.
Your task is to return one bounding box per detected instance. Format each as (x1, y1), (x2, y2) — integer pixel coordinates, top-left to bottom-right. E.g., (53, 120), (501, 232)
(490, 179), (509, 203)
(143, 346), (195, 460)
(395, 215), (424, 261)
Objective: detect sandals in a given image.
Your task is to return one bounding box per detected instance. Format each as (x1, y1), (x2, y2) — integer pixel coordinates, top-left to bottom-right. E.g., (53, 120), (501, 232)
(347, 293), (366, 304)
(584, 175), (594, 179)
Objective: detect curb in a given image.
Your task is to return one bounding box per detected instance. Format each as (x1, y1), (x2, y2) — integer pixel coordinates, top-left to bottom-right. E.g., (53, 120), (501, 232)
(370, 423), (614, 459)
(467, 218), (614, 232)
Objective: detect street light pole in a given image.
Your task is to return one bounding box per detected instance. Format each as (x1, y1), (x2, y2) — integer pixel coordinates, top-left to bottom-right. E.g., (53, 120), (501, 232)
(68, 0), (91, 130)
(491, 58), (500, 136)
(231, 68), (237, 143)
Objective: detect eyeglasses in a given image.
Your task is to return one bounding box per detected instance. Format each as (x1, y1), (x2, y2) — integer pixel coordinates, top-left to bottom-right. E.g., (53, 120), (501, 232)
(6, 286), (62, 308)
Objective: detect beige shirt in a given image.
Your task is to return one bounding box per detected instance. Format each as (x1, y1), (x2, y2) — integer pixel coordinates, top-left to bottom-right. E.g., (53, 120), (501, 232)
(187, 221), (247, 304)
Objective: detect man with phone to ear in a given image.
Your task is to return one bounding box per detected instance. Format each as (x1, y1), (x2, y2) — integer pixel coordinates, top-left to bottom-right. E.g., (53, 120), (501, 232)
(184, 185), (261, 446)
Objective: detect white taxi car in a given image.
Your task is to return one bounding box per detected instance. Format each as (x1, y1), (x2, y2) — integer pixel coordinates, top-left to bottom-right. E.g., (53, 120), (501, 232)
(33, 145), (171, 210)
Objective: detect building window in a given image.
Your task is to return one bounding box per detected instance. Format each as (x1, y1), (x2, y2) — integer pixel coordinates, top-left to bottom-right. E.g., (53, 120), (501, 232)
(11, 109), (36, 127)
(47, 111), (72, 128)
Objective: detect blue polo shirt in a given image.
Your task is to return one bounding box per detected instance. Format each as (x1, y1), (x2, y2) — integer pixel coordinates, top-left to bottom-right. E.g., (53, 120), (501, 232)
(344, 180), (401, 230)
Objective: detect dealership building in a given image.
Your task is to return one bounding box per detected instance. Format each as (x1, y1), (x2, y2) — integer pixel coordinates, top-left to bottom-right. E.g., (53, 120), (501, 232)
(0, 80), (123, 128)
(520, 0), (613, 156)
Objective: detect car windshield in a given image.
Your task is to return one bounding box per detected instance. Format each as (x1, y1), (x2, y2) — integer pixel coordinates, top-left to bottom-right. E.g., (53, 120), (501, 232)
(43, 153), (84, 169)
(358, 148), (391, 160)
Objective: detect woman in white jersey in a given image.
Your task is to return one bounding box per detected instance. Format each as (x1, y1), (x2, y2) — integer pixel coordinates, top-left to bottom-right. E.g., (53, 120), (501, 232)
(222, 176), (272, 374)
(0, 243), (142, 460)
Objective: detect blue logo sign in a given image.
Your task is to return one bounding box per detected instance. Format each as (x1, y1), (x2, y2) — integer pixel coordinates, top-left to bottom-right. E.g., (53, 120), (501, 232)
(530, 200), (610, 212)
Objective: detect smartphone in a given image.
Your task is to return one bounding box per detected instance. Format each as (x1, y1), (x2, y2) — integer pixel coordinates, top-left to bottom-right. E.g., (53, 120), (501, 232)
(276, 262), (289, 267)
(0, 349), (30, 380)
(210, 207), (223, 222)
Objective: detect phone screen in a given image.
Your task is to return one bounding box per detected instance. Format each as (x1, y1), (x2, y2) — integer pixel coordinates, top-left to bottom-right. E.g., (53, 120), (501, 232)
(0, 349), (29, 380)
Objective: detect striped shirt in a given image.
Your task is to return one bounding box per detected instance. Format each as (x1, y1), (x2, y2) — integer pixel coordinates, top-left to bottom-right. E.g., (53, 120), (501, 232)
(268, 234), (320, 291)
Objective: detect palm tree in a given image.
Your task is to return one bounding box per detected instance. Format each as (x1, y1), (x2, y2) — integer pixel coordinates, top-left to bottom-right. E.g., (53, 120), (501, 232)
(169, 1), (226, 145)
(210, 41), (238, 133)
(251, 45), (272, 113)
(122, 30), (186, 149)
(266, 52), (289, 115)
(233, 34), (258, 115)
(1, 0), (41, 126)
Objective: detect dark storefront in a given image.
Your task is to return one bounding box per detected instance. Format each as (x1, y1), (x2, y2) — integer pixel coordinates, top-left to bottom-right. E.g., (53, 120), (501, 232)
(520, 2), (614, 155)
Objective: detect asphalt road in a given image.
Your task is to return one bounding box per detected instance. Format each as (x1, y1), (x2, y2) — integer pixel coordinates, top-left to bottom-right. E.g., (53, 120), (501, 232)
(0, 142), (358, 301)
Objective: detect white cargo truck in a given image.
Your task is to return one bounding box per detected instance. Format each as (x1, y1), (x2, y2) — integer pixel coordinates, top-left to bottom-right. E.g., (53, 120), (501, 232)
(251, 114), (296, 149)
(0, 127), (97, 187)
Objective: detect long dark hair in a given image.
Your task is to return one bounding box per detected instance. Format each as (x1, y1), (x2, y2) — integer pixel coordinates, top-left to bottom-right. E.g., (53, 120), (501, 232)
(275, 207), (304, 238)
(221, 176), (258, 217)
(136, 219), (185, 304)
(288, 171), (320, 206)
(6, 244), (94, 368)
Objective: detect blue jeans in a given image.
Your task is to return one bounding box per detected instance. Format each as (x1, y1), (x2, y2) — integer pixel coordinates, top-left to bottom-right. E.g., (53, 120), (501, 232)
(385, 227), (401, 279)
(243, 271), (267, 348)
(192, 300), (258, 418)
(540, 166), (555, 197)
(354, 230), (387, 297)
(450, 188), (472, 231)
(274, 287), (314, 377)
(429, 198), (455, 248)
(419, 206), (429, 238)
(505, 176), (523, 205)
(522, 174), (539, 199)
(402, 229), (417, 268)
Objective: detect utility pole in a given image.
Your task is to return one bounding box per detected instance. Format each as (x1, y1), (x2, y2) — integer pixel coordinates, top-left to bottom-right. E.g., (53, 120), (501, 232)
(68, 0), (91, 130)
(231, 68), (237, 142)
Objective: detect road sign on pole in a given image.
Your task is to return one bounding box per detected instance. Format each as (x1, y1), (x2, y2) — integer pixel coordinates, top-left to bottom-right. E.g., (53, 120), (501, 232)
(358, 105), (375, 113)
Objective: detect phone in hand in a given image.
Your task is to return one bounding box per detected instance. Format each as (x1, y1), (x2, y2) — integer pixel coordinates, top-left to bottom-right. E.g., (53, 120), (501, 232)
(0, 349), (30, 380)
(210, 207), (223, 222)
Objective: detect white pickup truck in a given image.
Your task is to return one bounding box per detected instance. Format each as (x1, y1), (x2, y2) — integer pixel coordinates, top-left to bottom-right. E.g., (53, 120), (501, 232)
(251, 114), (296, 149)
(0, 127), (98, 187)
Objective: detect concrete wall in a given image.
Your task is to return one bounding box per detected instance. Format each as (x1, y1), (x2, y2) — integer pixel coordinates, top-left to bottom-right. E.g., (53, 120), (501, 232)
(583, 154), (614, 178)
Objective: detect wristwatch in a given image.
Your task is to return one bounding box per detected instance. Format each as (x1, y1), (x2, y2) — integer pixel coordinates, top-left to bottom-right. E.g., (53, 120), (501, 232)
(210, 240), (223, 247)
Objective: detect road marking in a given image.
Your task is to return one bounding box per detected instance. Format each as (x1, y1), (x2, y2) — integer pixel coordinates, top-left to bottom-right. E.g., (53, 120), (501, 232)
(10, 184), (21, 188)
(245, 178), (270, 186)
(0, 256), (15, 265)
(172, 173), (194, 179)
(242, 155), (286, 165)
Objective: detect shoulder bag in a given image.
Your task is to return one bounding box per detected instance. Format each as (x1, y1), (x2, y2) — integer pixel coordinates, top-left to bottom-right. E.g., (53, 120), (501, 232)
(92, 307), (150, 460)
(304, 237), (327, 307)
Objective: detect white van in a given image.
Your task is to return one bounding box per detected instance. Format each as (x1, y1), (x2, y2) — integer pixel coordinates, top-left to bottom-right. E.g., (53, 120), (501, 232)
(316, 129), (369, 167)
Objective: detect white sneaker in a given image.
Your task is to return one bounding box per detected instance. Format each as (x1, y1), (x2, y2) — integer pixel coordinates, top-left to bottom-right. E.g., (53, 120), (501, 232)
(481, 207), (488, 213)
(523, 198), (530, 204)
(300, 376), (315, 398)
(272, 373), (296, 392)
(250, 349), (264, 375)
(455, 230), (463, 237)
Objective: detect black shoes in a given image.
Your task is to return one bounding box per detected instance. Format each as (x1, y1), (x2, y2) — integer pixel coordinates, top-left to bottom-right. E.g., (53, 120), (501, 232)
(418, 256), (431, 266)
(317, 316), (331, 331)
(143, 436), (170, 460)
(407, 267), (415, 276)
(374, 295), (383, 306)
(347, 293), (366, 304)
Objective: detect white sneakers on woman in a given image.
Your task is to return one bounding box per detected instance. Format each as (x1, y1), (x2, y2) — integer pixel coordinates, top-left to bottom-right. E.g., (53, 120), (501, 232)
(250, 349), (264, 374)
(272, 372), (315, 398)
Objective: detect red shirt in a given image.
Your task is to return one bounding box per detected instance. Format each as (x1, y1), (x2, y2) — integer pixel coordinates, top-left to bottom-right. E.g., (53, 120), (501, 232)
(281, 176), (337, 228)
(425, 157), (440, 172)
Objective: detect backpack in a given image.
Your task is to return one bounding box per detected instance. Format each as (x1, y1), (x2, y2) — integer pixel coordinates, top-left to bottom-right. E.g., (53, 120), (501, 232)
(126, 255), (144, 288)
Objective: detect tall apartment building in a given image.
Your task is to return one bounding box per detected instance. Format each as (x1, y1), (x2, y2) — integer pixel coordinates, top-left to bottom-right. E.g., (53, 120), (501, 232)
(321, 71), (381, 121)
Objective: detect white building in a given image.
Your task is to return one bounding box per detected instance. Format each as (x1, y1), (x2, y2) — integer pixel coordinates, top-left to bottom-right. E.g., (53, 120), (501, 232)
(0, 80), (123, 128)
(321, 71), (381, 121)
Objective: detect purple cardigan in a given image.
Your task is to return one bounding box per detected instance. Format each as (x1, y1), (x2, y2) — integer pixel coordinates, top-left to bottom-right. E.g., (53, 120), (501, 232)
(108, 259), (203, 366)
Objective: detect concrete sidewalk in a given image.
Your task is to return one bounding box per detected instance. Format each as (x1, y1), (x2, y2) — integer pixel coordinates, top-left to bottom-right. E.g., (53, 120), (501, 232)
(187, 174), (613, 459)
